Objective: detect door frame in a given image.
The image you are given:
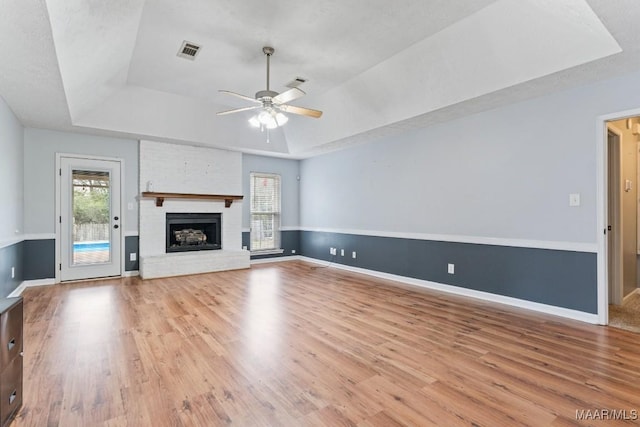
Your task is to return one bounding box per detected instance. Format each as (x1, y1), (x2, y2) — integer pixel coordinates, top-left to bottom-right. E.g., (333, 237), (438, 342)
(55, 153), (126, 283)
(606, 125), (623, 306)
(596, 107), (640, 324)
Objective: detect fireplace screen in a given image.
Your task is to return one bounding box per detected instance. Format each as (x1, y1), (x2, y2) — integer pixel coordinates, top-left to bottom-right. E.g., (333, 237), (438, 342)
(166, 213), (221, 253)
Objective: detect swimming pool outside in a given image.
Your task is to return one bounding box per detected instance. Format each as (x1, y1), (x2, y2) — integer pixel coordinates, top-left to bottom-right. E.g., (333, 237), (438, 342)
(73, 241), (110, 264)
(73, 241), (110, 252)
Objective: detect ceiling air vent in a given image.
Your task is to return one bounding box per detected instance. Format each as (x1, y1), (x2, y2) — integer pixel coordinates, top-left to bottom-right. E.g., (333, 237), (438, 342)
(285, 77), (307, 88)
(177, 41), (201, 60)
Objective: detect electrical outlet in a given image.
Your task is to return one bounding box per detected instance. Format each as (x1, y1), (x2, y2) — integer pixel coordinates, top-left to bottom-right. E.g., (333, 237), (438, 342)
(11, 267), (15, 279)
(448, 263), (455, 274)
(291, 249), (296, 254)
(130, 253), (137, 262)
(352, 251), (357, 259)
(569, 193), (580, 207)
(243, 246), (248, 250)
(340, 249), (344, 256)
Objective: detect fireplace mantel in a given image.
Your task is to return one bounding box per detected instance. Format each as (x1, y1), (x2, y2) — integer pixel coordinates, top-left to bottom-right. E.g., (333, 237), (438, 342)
(142, 192), (243, 208)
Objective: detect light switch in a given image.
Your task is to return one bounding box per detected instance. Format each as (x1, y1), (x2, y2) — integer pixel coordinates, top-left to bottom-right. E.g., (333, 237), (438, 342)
(569, 193), (580, 207)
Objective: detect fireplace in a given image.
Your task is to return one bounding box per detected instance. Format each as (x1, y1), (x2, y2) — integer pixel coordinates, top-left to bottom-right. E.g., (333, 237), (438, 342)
(166, 213), (221, 253)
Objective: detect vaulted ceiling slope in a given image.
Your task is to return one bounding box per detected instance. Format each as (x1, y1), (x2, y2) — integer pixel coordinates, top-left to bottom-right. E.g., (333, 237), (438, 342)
(1, 0), (639, 158)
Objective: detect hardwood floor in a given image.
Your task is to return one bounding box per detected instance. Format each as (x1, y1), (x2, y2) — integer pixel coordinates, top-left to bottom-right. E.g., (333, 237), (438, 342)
(12, 261), (640, 426)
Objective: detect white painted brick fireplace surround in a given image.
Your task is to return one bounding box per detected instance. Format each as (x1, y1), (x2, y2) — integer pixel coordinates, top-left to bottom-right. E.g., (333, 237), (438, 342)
(138, 140), (249, 279)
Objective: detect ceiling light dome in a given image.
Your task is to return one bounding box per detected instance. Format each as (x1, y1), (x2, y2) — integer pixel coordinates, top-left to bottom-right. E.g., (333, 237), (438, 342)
(249, 108), (289, 130)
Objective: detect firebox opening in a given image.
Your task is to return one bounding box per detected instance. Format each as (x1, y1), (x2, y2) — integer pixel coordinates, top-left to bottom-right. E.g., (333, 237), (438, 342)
(166, 213), (221, 253)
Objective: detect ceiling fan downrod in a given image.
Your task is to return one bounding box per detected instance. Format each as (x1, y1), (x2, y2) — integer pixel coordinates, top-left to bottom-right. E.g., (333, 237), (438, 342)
(263, 46), (274, 92)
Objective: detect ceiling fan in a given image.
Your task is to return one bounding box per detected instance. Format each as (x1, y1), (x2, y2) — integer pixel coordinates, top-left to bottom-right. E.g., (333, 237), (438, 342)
(217, 46), (323, 130)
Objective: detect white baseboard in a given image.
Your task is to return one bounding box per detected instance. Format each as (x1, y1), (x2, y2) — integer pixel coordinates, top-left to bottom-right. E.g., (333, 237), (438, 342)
(8, 278), (56, 297)
(7, 283), (26, 298)
(250, 255), (302, 265)
(297, 256), (599, 324)
(9, 272), (137, 297)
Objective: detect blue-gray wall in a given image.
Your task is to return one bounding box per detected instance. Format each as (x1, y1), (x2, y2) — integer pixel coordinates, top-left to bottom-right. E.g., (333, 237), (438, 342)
(299, 70), (640, 244)
(0, 243), (23, 297)
(23, 239), (55, 281)
(14, 128), (141, 281)
(0, 95), (24, 296)
(125, 236), (139, 272)
(300, 231), (597, 313)
(294, 70), (640, 314)
(23, 128), (139, 236)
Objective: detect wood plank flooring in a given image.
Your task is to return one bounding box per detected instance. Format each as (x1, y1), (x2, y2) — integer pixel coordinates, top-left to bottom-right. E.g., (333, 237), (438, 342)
(12, 261), (640, 426)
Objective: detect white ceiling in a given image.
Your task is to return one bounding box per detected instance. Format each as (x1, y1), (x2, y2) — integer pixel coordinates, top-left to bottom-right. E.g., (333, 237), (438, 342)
(1, 0), (640, 158)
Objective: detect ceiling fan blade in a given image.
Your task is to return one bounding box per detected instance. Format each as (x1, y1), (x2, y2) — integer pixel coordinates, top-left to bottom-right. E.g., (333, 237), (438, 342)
(273, 87), (306, 105)
(219, 90), (261, 104)
(217, 105), (260, 116)
(281, 104), (323, 118)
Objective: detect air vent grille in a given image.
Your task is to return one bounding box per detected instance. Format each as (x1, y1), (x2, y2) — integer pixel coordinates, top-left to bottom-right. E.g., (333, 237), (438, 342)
(177, 41), (201, 60)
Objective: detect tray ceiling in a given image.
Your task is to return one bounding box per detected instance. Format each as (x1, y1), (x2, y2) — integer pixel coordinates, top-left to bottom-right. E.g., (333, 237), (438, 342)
(1, 0), (639, 157)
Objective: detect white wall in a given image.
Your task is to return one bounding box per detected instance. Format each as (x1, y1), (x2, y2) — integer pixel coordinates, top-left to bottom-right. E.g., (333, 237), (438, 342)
(0, 96), (23, 245)
(300, 70), (640, 245)
(242, 154), (300, 229)
(23, 128), (139, 235)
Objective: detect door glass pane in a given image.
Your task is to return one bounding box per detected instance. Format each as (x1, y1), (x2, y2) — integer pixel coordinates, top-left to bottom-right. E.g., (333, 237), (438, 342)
(72, 169), (111, 265)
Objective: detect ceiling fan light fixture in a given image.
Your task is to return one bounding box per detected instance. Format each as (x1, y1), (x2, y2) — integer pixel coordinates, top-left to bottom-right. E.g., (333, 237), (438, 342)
(248, 108), (288, 130)
(258, 110), (275, 126)
(248, 116), (260, 128)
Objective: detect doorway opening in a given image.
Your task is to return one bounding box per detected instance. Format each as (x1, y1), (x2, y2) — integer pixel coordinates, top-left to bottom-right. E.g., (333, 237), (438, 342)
(604, 117), (640, 332)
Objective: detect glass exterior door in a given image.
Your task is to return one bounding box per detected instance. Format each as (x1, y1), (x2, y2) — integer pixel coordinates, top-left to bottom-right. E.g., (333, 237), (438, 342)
(60, 157), (122, 281)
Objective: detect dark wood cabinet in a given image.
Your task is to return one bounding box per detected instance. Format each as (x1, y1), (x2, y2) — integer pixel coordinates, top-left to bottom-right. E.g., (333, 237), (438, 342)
(0, 298), (22, 427)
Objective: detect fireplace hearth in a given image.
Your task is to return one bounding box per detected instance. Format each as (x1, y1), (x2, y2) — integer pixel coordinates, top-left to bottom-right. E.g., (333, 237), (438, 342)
(166, 213), (221, 253)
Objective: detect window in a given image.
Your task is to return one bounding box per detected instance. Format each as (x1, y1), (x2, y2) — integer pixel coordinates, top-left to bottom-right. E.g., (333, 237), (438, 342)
(250, 172), (281, 252)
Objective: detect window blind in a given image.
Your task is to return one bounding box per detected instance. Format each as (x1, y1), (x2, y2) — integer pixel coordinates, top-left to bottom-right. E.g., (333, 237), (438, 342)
(250, 173), (281, 251)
